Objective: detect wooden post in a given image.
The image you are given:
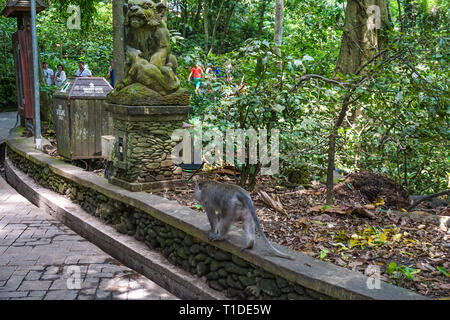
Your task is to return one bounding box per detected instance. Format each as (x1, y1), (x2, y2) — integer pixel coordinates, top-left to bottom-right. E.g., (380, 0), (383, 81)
(113, 0), (125, 86)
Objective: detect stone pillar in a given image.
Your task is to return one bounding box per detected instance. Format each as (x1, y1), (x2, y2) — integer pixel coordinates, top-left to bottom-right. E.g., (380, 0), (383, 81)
(107, 104), (192, 192)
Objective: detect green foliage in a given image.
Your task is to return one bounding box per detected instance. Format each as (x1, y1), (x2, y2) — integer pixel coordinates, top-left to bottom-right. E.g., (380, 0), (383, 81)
(0, 0), (447, 194)
(387, 262), (421, 281)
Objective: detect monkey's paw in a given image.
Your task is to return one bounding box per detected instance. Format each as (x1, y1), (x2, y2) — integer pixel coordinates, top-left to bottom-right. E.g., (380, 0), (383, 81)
(208, 232), (222, 241)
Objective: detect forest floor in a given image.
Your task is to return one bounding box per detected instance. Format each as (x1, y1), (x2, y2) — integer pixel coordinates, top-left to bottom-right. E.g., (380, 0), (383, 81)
(153, 169), (450, 299)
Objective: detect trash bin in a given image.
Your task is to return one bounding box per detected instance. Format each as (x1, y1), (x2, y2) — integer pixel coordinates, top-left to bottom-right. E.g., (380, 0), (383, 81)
(52, 77), (114, 159)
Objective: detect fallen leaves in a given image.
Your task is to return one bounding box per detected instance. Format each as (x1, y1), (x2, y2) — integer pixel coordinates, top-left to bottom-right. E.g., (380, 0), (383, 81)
(153, 173), (449, 299)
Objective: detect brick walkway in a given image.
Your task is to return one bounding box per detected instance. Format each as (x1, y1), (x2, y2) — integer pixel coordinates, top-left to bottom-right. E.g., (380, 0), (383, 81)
(0, 176), (178, 300)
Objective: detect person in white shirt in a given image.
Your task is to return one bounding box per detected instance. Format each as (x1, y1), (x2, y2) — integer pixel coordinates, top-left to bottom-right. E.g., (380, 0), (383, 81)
(76, 61), (92, 77)
(54, 64), (67, 86)
(43, 62), (54, 85)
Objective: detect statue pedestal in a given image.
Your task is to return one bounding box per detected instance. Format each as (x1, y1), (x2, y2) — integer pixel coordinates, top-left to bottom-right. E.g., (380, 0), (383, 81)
(107, 103), (192, 192)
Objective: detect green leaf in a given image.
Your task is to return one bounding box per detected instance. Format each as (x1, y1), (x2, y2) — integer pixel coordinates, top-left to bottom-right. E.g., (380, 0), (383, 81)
(437, 266), (449, 277)
(320, 249), (329, 260)
(387, 262), (398, 275)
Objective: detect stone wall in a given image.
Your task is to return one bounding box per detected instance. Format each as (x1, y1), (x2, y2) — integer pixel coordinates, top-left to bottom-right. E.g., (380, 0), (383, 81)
(112, 115), (183, 184)
(6, 145), (331, 300)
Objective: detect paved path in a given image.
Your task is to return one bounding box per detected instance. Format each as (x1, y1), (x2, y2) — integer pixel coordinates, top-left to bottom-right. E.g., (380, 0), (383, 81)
(0, 176), (178, 300)
(0, 111), (18, 142)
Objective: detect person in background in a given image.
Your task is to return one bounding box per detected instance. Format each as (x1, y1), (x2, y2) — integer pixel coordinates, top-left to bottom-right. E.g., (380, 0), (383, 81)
(54, 64), (66, 87)
(188, 63), (203, 93)
(42, 62), (54, 85)
(76, 61), (92, 77)
(107, 62), (114, 87)
(214, 64), (221, 78)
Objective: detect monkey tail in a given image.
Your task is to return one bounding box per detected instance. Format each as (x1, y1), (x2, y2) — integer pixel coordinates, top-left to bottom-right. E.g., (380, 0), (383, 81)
(237, 193), (294, 260)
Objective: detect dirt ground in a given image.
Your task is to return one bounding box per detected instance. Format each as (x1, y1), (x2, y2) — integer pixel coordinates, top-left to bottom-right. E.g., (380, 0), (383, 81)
(153, 170), (450, 299)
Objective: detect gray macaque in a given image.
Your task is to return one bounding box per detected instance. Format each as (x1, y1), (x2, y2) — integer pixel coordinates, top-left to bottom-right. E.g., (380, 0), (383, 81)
(194, 181), (294, 260)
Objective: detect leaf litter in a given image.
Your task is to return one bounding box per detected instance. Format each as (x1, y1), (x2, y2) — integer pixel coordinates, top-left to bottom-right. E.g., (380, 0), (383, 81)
(153, 170), (449, 299)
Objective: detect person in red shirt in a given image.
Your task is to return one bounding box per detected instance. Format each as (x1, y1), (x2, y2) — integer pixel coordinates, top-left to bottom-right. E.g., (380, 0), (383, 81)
(188, 63), (204, 93)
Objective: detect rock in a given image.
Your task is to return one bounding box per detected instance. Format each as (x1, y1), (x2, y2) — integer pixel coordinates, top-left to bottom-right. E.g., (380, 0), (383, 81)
(225, 262), (249, 275)
(196, 262), (209, 276)
(238, 276), (256, 287)
(276, 277), (288, 289)
(214, 250), (231, 261)
(190, 244), (203, 254)
(218, 278), (228, 288)
(116, 223), (128, 234)
(227, 276), (244, 290)
(176, 247), (188, 260)
(183, 235), (194, 246)
(293, 285), (305, 295)
(231, 255), (249, 267)
(259, 278), (281, 297)
(146, 163), (160, 170)
(161, 160), (174, 167)
(194, 253), (208, 262)
(217, 268), (228, 278)
(227, 288), (246, 299)
(146, 229), (157, 238)
(208, 280), (224, 292)
(206, 272), (219, 280)
(209, 260), (221, 272)
(173, 167), (182, 175)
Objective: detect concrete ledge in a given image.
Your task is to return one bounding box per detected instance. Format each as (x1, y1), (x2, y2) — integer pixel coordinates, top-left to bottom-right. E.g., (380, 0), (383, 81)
(5, 158), (226, 300)
(5, 129), (430, 300)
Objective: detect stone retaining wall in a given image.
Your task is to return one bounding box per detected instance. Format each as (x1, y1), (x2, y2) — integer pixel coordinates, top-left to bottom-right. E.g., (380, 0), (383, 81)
(6, 145), (328, 300)
(5, 131), (429, 300)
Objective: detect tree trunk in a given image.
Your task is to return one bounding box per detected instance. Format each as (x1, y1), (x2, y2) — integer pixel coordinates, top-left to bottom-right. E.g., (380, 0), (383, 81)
(208, 1), (225, 54)
(203, 0), (209, 52)
(219, 2), (236, 53)
(182, 0), (188, 38)
(113, 0), (125, 86)
(334, 0), (388, 77)
(274, 0), (284, 56)
(326, 0), (389, 205)
(258, 0), (267, 39)
(192, 0), (202, 32)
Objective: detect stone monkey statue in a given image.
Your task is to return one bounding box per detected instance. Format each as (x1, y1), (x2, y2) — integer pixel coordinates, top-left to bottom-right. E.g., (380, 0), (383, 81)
(108, 0), (188, 105)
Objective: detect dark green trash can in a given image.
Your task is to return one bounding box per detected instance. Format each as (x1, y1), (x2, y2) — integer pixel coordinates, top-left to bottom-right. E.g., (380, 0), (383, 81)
(52, 77), (113, 159)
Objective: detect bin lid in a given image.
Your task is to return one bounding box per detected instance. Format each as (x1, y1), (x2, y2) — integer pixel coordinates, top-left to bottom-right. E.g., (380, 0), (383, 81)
(53, 77), (113, 99)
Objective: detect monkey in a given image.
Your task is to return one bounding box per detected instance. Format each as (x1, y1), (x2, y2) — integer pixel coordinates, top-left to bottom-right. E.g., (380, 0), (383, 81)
(194, 180), (294, 260)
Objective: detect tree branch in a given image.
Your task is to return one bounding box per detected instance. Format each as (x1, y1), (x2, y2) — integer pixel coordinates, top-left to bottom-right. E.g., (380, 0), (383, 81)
(408, 189), (450, 211)
(289, 74), (348, 93)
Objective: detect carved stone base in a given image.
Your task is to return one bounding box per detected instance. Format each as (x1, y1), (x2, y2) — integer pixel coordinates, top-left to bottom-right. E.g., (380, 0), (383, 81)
(107, 103), (192, 192)
(109, 176), (186, 192)
(107, 83), (189, 106)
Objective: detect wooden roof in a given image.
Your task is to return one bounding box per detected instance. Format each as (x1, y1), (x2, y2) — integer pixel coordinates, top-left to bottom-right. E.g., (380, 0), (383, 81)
(1, 0), (47, 18)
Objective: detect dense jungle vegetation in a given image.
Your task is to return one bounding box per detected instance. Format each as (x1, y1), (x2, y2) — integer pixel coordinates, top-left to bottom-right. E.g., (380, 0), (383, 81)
(0, 0), (448, 198)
